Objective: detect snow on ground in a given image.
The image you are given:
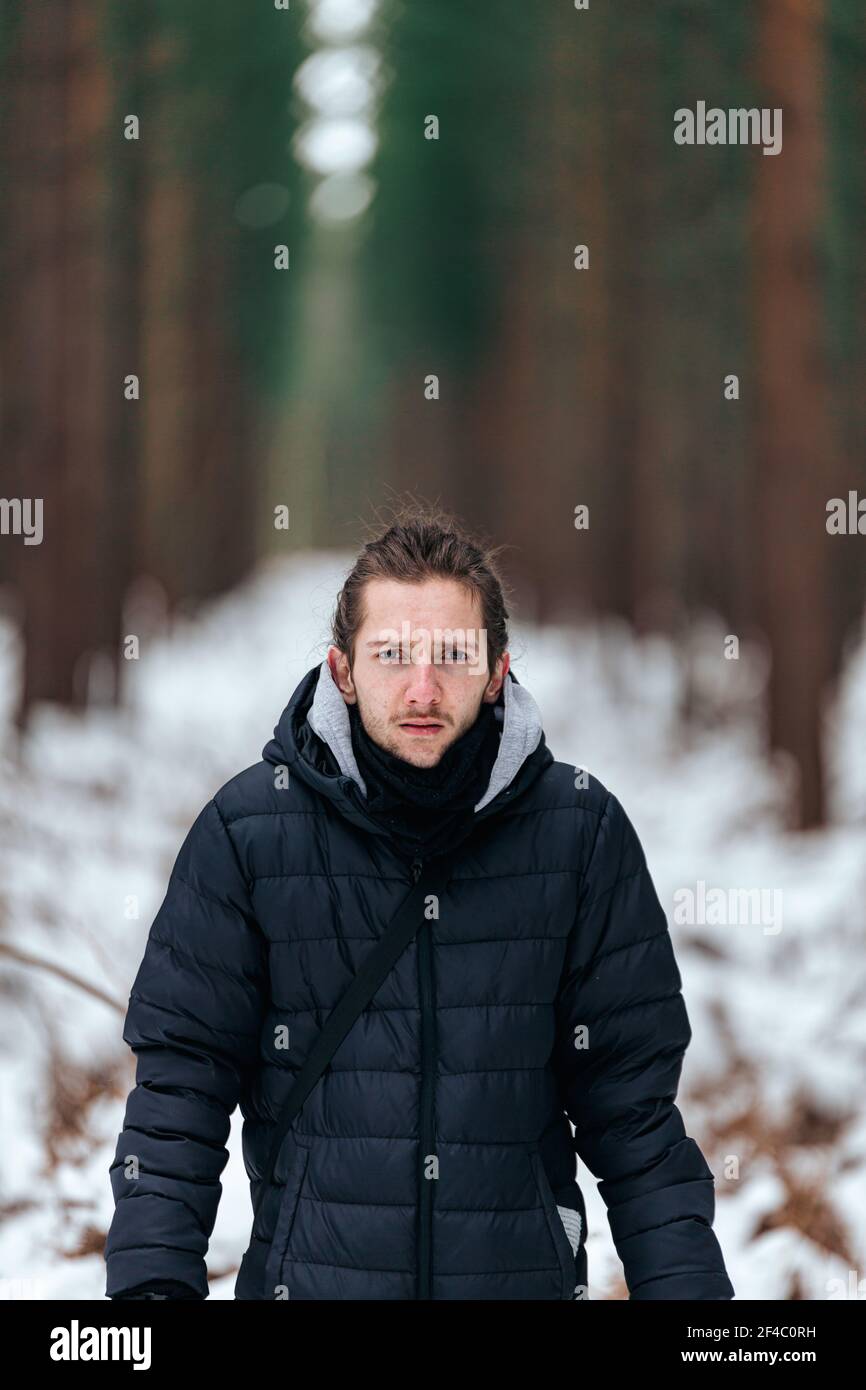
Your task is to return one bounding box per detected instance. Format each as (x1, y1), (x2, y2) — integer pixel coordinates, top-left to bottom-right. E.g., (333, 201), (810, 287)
(0, 552), (863, 1300)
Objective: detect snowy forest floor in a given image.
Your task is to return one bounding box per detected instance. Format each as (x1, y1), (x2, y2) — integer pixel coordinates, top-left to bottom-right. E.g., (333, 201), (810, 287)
(1, 552), (864, 1301)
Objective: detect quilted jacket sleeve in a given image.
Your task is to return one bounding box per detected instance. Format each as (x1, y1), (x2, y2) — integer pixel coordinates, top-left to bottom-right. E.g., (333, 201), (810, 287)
(553, 790), (734, 1300)
(104, 797), (268, 1299)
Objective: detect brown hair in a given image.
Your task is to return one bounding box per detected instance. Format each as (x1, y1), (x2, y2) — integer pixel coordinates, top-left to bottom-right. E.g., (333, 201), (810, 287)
(331, 499), (512, 676)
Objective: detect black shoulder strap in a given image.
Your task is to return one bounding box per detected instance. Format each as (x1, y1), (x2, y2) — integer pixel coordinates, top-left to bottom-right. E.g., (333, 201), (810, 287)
(252, 853), (454, 1231)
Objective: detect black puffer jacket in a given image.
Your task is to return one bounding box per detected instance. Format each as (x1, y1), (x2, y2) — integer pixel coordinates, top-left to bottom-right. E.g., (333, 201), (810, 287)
(105, 660), (734, 1300)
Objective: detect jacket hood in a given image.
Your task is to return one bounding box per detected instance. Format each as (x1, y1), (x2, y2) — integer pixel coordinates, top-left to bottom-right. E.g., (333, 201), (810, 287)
(262, 659), (554, 846)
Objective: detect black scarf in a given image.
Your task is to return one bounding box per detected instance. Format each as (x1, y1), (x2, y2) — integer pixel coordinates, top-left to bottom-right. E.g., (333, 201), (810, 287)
(347, 697), (502, 861)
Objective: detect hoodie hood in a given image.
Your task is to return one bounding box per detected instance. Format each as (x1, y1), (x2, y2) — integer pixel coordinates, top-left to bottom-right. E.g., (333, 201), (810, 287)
(262, 659), (554, 847)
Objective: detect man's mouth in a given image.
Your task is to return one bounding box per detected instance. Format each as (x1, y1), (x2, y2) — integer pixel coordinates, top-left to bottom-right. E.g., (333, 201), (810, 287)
(399, 721), (445, 736)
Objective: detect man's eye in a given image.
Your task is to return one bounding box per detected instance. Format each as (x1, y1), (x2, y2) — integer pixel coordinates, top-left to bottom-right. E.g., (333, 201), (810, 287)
(378, 647), (398, 662)
(444, 649), (467, 662)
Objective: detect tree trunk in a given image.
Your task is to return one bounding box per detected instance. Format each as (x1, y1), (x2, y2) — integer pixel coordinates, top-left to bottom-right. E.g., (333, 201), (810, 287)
(752, 0), (833, 828)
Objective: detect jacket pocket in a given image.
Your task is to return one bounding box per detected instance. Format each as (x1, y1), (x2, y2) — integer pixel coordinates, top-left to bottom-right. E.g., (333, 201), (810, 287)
(526, 1147), (577, 1300)
(262, 1139), (310, 1299)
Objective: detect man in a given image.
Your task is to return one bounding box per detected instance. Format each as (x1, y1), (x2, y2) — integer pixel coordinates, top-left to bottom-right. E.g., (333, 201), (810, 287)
(105, 511), (734, 1301)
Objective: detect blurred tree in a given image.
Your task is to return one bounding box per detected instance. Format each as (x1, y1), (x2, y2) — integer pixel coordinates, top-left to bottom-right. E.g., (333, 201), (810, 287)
(824, 0), (866, 674)
(0, 0), (112, 711)
(752, 0), (834, 827)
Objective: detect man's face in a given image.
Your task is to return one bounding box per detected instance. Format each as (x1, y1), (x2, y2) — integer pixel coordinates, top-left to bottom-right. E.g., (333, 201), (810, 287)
(327, 577), (509, 768)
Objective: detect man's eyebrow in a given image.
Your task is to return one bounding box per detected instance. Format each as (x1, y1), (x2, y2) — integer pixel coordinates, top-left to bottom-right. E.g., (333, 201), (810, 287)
(364, 636), (468, 643)
(363, 635), (470, 649)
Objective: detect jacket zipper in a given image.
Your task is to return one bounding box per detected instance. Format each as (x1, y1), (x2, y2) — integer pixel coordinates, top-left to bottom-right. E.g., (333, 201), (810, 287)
(412, 854), (435, 1300)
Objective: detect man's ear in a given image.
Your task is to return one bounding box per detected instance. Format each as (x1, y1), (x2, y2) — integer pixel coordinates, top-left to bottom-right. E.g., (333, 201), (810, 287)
(327, 645), (357, 703)
(483, 651), (509, 703)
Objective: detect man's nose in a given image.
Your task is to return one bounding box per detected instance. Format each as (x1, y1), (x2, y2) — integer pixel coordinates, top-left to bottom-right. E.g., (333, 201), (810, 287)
(404, 661), (441, 704)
